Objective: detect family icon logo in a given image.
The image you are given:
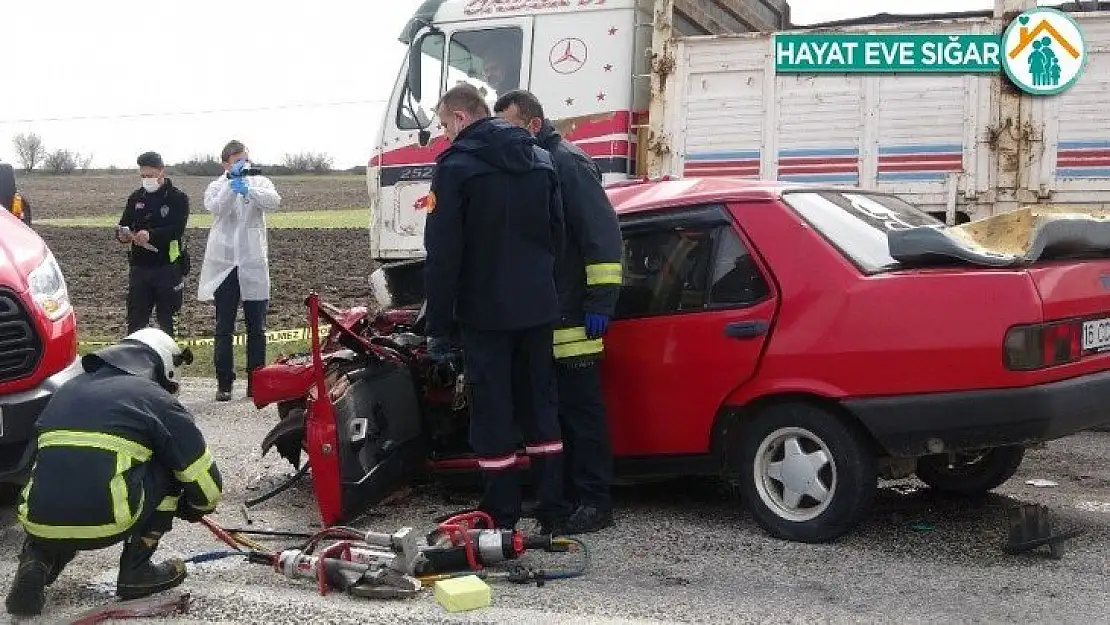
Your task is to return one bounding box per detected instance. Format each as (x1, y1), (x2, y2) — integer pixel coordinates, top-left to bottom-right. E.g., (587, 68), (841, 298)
(1001, 7), (1087, 95)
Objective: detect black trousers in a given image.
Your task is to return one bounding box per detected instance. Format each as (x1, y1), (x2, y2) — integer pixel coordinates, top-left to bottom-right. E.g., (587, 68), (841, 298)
(461, 324), (569, 529)
(126, 264), (184, 337)
(22, 463), (181, 571)
(213, 268), (268, 389)
(556, 359), (614, 510)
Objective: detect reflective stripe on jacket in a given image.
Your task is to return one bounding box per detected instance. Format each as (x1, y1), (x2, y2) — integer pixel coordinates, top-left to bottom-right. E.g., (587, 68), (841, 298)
(17, 367), (224, 540)
(537, 120), (623, 361)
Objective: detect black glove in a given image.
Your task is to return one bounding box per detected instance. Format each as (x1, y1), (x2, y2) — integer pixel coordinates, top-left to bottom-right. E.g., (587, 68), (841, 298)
(176, 502), (208, 523)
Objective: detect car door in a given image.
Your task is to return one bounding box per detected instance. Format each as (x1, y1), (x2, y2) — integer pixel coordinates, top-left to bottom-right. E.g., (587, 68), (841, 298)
(602, 204), (778, 458)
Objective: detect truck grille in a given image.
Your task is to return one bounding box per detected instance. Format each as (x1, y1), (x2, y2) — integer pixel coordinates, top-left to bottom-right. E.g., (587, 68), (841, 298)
(0, 289), (42, 383)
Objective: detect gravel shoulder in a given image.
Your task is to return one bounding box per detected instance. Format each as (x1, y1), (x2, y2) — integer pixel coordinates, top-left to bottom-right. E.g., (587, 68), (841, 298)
(1, 378), (1108, 624)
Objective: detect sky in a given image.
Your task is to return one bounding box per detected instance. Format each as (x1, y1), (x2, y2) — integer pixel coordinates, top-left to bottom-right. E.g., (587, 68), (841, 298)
(0, 0), (1009, 170)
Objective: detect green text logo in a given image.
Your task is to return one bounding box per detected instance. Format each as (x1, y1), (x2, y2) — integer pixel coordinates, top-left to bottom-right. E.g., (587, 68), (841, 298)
(774, 9), (1086, 95)
(775, 34), (1002, 73)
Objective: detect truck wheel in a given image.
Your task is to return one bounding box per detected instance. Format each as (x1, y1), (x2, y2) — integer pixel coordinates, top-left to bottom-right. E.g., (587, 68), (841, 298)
(915, 446), (1024, 495)
(738, 403), (877, 543)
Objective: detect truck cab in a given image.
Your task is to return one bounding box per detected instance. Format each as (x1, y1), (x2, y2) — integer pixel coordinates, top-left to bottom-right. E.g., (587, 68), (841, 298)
(0, 207), (82, 492)
(366, 0), (789, 261)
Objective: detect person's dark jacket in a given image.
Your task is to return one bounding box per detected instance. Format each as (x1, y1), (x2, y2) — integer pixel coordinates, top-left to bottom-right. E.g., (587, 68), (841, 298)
(536, 120), (623, 361)
(423, 117), (564, 337)
(118, 178), (190, 268)
(18, 365), (223, 541)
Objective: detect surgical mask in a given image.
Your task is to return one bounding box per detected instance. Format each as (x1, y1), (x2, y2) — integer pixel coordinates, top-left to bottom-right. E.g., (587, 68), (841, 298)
(142, 178), (161, 193)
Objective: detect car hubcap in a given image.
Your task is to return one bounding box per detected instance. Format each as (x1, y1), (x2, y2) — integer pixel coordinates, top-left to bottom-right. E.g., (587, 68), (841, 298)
(754, 427), (837, 522)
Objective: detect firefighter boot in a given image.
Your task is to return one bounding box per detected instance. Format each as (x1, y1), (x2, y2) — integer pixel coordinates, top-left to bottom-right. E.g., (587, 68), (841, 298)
(5, 539), (71, 616)
(116, 533), (187, 600)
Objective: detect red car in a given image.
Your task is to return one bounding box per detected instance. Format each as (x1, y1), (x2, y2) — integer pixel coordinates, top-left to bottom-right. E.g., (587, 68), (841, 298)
(253, 177), (1110, 543)
(0, 207), (81, 497)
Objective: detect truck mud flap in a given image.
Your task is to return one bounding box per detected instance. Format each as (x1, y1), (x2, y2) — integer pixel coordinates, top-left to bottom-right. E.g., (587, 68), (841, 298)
(309, 358), (427, 524)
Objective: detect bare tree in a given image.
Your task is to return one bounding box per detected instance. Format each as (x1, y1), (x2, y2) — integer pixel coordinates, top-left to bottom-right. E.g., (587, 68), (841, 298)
(12, 133), (45, 172)
(76, 152), (94, 170)
(281, 151), (334, 173)
(43, 149), (78, 175)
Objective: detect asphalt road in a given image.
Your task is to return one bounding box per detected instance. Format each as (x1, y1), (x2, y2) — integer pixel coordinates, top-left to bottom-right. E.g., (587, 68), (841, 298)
(1, 378), (1108, 624)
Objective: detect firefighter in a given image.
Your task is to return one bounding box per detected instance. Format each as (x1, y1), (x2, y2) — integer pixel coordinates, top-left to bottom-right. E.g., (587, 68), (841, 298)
(5, 328), (223, 617)
(116, 151), (190, 337)
(495, 90), (623, 534)
(424, 83), (570, 533)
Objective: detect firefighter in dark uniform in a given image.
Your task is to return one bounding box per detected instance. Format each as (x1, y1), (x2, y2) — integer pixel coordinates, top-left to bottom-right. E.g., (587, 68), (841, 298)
(5, 328), (223, 617)
(117, 151), (190, 337)
(424, 83), (570, 532)
(495, 90), (623, 534)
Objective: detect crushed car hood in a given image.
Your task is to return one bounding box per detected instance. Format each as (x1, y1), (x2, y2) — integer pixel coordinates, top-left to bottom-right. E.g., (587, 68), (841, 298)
(888, 207), (1110, 266)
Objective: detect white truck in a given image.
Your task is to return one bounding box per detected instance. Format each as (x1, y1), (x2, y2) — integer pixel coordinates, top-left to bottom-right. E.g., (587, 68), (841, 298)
(366, 0), (1110, 261)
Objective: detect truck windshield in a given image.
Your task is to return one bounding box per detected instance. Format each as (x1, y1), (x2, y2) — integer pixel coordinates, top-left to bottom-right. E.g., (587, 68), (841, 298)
(780, 190), (942, 274)
(447, 27), (523, 107)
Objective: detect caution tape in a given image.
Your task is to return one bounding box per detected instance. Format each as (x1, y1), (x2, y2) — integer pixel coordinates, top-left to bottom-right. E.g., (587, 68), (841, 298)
(79, 325), (330, 348)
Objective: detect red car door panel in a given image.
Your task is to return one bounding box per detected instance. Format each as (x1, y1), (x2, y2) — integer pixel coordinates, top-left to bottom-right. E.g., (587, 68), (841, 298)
(602, 205), (779, 457)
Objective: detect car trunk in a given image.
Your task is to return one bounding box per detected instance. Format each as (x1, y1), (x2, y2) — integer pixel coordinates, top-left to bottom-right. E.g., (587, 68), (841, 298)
(1026, 260), (1110, 321)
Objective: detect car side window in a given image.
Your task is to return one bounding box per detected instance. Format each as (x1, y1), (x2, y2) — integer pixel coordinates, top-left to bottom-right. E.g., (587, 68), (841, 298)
(615, 227), (715, 318)
(709, 227), (770, 307)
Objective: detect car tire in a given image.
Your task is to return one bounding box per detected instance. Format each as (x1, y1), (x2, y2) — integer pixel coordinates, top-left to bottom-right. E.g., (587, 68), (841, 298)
(915, 445), (1025, 495)
(738, 403), (877, 543)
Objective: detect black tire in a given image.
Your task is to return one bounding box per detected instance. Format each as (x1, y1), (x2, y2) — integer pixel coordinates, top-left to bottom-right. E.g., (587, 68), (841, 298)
(737, 403), (877, 543)
(915, 445), (1024, 495)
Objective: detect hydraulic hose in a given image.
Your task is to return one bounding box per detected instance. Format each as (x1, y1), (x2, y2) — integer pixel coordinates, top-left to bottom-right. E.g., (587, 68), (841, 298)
(245, 463), (310, 508)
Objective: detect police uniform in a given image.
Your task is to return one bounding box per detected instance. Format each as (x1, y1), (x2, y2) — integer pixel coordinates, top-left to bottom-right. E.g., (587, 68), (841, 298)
(118, 178), (190, 336)
(6, 329), (221, 617)
(536, 120), (623, 531)
(424, 116), (570, 531)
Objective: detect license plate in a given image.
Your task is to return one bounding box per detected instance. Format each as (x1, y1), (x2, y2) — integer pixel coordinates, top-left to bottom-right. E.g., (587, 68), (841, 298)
(1082, 318), (1110, 351)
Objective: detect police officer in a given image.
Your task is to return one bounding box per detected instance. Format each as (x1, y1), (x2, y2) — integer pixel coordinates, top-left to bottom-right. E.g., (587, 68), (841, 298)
(425, 83), (570, 532)
(495, 90), (623, 534)
(117, 151), (190, 337)
(5, 328), (223, 617)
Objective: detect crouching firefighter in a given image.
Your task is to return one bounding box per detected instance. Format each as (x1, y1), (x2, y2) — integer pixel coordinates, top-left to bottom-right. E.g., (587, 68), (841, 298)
(5, 328), (223, 617)
(495, 90), (623, 534)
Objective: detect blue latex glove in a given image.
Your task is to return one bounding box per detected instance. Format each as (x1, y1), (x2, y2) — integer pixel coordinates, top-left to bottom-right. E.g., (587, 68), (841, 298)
(230, 159), (247, 176)
(230, 177), (249, 196)
(426, 336), (454, 362)
(584, 312), (610, 339)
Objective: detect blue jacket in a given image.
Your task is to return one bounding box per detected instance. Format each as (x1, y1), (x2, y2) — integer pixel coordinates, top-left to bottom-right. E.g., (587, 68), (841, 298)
(423, 117), (565, 336)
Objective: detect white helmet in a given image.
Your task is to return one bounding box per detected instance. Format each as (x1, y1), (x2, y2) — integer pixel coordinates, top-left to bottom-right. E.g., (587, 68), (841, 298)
(82, 327), (192, 392)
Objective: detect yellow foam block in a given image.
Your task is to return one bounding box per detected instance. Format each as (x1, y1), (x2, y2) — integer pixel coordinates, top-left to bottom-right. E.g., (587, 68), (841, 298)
(434, 575), (491, 613)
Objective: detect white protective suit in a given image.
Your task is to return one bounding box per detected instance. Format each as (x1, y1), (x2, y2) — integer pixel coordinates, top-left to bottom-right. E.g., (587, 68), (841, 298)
(197, 173), (281, 302)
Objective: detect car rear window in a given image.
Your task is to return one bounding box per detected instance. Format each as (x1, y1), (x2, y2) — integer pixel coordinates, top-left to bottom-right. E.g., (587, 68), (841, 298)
(780, 190), (942, 274)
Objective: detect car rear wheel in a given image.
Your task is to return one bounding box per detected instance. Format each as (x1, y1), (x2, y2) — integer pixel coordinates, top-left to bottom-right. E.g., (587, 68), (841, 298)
(738, 403), (877, 543)
(915, 446), (1025, 495)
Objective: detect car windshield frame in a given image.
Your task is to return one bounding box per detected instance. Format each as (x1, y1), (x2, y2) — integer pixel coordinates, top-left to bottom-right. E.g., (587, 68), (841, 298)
(779, 189), (943, 274)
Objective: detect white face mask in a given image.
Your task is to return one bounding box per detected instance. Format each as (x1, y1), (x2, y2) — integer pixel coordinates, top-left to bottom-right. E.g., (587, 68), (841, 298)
(141, 178), (161, 193)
